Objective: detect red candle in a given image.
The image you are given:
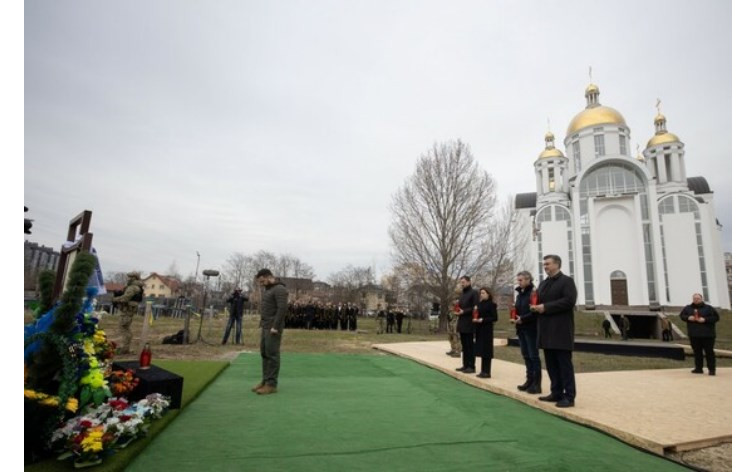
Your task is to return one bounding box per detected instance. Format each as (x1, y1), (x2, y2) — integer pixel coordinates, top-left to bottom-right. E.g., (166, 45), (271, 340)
(510, 307), (517, 320)
(139, 343), (152, 369)
(530, 291), (539, 306)
(473, 306), (479, 321)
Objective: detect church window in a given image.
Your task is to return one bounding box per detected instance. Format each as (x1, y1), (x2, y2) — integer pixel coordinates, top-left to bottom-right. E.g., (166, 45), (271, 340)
(594, 135), (605, 156)
(548, 168), (555, 190)
(619, 135), (627, 155)
(664, 154), (672, 180)
(573, 141), (582, 172)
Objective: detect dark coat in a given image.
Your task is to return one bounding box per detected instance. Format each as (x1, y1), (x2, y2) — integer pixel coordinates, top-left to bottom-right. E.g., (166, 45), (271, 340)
(226, 292), (248, 318)
(474, 300), (498, 358)
(514, 283), (537, 334)
(680, 302), (719, 338)
(260, 283), (289, 332)
(535, 272), (577, 351)
(457, 286), (479, 334)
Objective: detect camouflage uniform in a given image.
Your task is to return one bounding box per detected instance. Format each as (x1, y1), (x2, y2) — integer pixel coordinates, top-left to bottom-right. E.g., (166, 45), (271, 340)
(112, 272), (144, 354)
(447, 309), (461, 356)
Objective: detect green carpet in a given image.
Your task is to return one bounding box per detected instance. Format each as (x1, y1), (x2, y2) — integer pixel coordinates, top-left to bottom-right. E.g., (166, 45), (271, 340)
(127, 353), (686, 472)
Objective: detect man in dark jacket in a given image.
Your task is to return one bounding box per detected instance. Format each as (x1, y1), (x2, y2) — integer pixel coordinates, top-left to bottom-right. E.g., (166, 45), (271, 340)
(253, 269), (289, 395)
(532, 255), (578, 408)
(680, 293), (719, 375)
(455, 275), (479, 374)
(222, 288), (248, 345)
(514, 271), (542, 394)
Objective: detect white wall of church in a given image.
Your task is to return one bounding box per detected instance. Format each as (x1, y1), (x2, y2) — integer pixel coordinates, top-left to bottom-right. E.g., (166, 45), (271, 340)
(540, 220), (570, 277)
(662, 212), (701, 304)
(592, 197), (645, 305)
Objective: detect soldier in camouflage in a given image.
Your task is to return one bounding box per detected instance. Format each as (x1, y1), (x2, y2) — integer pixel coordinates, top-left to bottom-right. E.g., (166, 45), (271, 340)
(112, 271), (144, 354)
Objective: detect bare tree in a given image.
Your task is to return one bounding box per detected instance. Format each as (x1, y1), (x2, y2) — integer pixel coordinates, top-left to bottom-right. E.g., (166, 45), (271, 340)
(477, 195), (529, 295)
(105, 271), (130, 285)
(223, 252), (254, 290)
(328, 265), (375, 303)
(165, 260), (183, 280)
(389, 139), (497, 329)
(291, 257), (315, 280)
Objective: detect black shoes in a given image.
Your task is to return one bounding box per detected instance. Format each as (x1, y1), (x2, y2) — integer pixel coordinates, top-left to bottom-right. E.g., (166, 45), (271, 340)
(556, 399), (575, 408)
(691, 369), (704, 374)
(517, 378), (532, 391)
(476, 372), (491, 379)
(455, 367), (466, 371)
(538, 394), (561, 402)
(709, 371), (716, 376)
(461, 367), (475, 374)
(526, 382), (542, 394)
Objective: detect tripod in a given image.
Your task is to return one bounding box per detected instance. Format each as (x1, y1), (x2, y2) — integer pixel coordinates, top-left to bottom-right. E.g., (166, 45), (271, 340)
(193, 271), (219, 345)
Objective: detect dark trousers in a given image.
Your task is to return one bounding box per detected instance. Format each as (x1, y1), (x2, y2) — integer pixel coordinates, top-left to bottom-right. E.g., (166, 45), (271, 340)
(544, 349), (576, 401)
(690, 337), (716, 372)
(480, 357), (492, 375)
(603, 328), (611, 338)
(260, 329), (282, 387)
(517, 330), (541, 378)
(222, 314), (242, 344)
(460, 333), (475, 369)
(396, 319), (403, 333)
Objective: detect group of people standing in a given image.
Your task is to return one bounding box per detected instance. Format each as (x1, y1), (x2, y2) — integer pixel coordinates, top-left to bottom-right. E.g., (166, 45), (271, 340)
(375, 305), (409, 334)
(448, 255), (579, 408)
(285, 302), (360, 331)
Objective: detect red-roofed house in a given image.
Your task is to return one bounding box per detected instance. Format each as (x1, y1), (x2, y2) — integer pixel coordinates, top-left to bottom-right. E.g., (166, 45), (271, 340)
(142, 273), (182, 298)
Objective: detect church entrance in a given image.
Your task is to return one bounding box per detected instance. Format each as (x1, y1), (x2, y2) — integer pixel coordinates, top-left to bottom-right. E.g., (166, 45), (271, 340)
(610, 270), (628, 306)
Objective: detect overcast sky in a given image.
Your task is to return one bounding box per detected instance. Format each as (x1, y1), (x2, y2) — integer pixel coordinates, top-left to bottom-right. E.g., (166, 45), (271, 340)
(23, 0), (732, 282)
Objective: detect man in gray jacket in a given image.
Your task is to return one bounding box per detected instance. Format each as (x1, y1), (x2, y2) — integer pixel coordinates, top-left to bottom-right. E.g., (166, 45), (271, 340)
(253, 268), (289, 395)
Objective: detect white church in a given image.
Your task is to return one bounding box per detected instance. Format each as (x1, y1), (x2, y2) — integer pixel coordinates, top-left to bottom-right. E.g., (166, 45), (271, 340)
(514, 82), (730, 309)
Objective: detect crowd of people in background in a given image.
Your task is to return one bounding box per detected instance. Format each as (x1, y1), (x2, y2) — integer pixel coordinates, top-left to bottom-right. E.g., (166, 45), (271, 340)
(284, 302), (362, 331)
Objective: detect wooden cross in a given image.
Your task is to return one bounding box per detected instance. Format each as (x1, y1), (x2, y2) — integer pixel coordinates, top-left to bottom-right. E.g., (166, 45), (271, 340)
(53, 210), (94, 300)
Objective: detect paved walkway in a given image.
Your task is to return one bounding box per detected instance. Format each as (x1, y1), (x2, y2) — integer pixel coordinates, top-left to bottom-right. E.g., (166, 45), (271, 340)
(373, 340), (731, 455)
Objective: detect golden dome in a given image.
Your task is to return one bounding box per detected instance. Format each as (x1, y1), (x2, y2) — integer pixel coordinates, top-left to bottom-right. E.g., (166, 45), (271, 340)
(585, 83), (599, 95)
(545, 131), (555, 141)
(654, 113), (665, 124)
(539, 148), (565, 159)
(646, 132), (680, 148)
(567, 106), (627, 135)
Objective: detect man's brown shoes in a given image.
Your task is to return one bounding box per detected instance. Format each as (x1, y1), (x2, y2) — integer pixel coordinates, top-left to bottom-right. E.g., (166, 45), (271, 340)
(256, 384), (277, 395)
(251, 382), (265, 393)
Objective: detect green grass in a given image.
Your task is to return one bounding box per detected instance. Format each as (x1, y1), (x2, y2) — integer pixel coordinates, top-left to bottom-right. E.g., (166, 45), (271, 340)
(25, 360), (229, 472)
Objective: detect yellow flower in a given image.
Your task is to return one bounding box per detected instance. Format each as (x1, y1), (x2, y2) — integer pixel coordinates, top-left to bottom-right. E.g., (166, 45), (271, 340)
(65, 397), (79, 413)
(24, 389), (38, 399)
(93, 330), (106, 344)
(40, 396), (59, 407)
(81, 431), (104, 453)
(83, 339), (95, 356)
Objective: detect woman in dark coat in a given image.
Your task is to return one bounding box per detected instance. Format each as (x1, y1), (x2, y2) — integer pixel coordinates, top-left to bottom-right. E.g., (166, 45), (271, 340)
(473, 287), (498, 378)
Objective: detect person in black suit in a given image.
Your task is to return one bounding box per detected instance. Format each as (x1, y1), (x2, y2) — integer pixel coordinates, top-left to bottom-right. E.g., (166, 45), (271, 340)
(680, 293), (719, 375)
(473, 287), (498, 378)
(395, 309), (405, 333)
(455, 275), (479, 374)
(531, 255), (578, 408)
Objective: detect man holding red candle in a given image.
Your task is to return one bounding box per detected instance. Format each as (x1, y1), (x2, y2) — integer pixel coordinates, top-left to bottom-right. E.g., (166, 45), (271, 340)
(455, 275), (479, 374)
(680, 293), (719, 375)
(512, 271), (541, 394)
(531, 255), (578, 408)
